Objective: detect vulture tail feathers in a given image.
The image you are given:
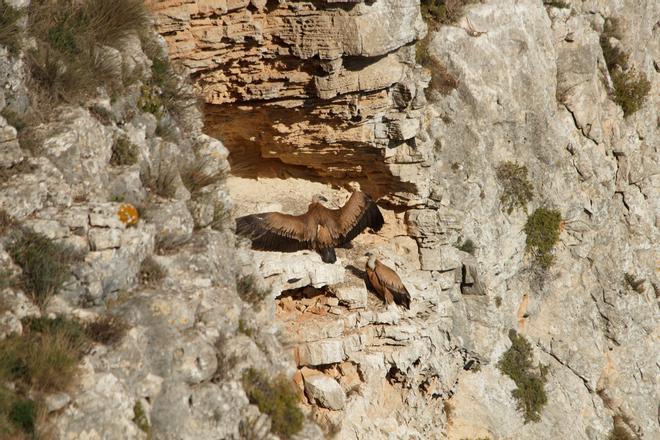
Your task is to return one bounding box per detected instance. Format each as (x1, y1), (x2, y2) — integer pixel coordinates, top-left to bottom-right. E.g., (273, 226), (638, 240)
(235, 214), (308, 252)
(392, 289), (411, 309)
(318, 247), (337, 264)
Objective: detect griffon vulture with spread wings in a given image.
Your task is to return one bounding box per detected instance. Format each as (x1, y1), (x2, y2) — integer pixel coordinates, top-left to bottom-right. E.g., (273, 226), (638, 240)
(365, 252), (411, 309)
(236, 191), (384, 263)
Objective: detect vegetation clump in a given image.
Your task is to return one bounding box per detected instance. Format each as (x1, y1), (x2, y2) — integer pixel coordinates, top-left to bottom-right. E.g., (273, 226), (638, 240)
(241, 368), (304, 439)
(133, 401), (152, 440)
(0, 316), (89, 435)
(497, 330), (548, 423)
(496, 161), (534, 215)
(611, 69), (651, 117)
(180, 158), (225, 194)
(598, 17), (650, 116)
(420, 0), (480, 27)
(141, 160), (179, 199)
(0, 1), (23, 55)
(524, 208), (561, 270)
(7, 229), (80, 308)
(110, 135), (139, 166)
(236, 274), (271, 309)
(26, 0), (150, 104)
(457, 238), (476, 255)
(84, 315), (128, 346)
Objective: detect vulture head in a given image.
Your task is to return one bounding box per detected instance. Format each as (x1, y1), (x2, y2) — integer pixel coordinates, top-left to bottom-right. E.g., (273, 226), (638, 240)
(311, 194), (329, 205)
(364, 251), (377, 269)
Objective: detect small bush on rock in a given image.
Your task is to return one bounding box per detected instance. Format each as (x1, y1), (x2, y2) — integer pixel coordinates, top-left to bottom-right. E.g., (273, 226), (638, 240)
(133, 401), (152, 439)
(457, 238), (475, 255)
(241, 368), (304, 439)
(110, 135), (139, 166)
(524, 208), (561, 270)
(139, 256), (166, 286)
(496, 161), (534, 215)
(497, 330), (548, 423)
(611, 69), (651, 117)
(7, 230), (80, 308)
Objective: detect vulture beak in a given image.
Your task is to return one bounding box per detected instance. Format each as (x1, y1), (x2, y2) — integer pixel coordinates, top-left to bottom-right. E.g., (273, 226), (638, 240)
(364, 251), (372, 257)
(319, 195), (329, 202)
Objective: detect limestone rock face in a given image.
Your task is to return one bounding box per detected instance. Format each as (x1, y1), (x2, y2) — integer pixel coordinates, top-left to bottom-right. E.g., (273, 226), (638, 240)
(152, 0), (431, 204)
(156, 0), (658, 438)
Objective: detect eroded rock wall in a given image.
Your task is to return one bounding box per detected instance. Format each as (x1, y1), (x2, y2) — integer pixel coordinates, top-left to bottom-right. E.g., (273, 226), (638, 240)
(154, 0), (658, 439)
(152, 0), (433, 204)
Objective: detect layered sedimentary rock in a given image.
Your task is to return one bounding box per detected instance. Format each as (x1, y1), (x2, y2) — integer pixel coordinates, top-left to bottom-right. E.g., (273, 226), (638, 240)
(153, 0), (658, 439)
(151, 0), (432, 203)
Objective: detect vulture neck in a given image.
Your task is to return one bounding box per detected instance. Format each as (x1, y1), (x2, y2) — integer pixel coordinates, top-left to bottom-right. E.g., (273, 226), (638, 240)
(367, 255), (377, 270)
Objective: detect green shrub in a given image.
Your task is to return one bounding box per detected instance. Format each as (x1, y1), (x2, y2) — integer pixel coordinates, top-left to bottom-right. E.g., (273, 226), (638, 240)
(241, 368), (304, 439)
(0, 1), (23, 55)
(236, 274), (270, 309)
(7, 230), (80, 308)
(133, 401), (152, 439)
(9, 398), (37, 434)
(110, 135), (139, 166)
(611, 69), (651, 117)
(496, 161), (534, 215)
(497, 330), (548, 423)
(524, 208), (561, 269)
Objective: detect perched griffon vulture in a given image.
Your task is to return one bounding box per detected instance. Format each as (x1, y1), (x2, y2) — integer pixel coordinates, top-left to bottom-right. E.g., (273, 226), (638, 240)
(365, 252), (411, 309)
(236, 191), (384, 263)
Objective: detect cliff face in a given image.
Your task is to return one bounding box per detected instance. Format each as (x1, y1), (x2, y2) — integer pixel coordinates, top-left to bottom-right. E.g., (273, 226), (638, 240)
(151, 0), (432, 204)
(154, 0), (659, 439)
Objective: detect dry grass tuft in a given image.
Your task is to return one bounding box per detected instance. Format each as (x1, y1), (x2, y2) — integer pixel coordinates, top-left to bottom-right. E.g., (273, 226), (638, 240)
(7, 229), (80, 308)
(141, 160), (179, 199)
(180, 158), (225, 194)
(0, 1), (23, 56)
(236, 274), (270, 309)
(110, 135), (139, 166)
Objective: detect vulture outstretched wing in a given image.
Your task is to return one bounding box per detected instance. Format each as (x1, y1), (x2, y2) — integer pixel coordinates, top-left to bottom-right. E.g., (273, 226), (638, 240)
(236, 212), (310, 252)
(374, 261), (411, 309)
(333, 191), (384, 245)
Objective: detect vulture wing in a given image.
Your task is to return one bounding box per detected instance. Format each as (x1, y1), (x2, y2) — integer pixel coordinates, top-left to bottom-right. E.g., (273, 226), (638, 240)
(333, 191), (384, 246)
(236, 212), (310, 252)
(374, 261), (411, 309)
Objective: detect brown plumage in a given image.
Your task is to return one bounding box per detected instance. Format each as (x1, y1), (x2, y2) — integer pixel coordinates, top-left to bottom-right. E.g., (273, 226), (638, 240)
(365, 253), (411, 309)
(236, 191), (384, 263)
